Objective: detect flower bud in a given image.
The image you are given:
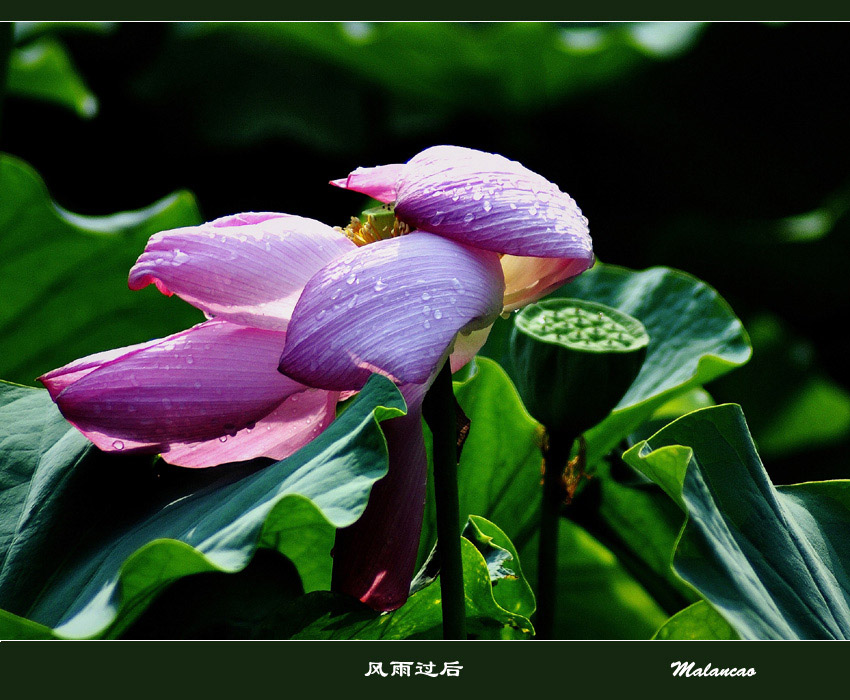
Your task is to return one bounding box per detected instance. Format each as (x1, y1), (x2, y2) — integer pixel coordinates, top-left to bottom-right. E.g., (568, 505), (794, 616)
(508, 299), (649, 436)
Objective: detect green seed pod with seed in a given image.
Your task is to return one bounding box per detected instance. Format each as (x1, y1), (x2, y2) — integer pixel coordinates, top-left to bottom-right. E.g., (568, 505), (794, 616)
(508, 298), (649, 436)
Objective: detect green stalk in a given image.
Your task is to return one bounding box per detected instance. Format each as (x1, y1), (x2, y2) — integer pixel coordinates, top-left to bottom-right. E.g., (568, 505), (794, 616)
(535, 430), (575, 640)
(422, 360), (466, 639)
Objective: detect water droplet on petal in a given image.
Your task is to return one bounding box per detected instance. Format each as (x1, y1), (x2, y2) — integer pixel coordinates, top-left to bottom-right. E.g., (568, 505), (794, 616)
(186, 355), (194, 365)
(112, 440), (124, 450)
(423, 305), (431, 315)
(423, 320), (431, 329)
(483, 201), (492, 212)
(374, 279), (388, 292)
(173, 251), (190, 265)
(346, 273), (357, 284)
(421, 292), (431, 301)
(330, 289), (341, 300)
(434, 309), (443, 319)
(463, 212), (475, 223)
(219, 436), (228, 443)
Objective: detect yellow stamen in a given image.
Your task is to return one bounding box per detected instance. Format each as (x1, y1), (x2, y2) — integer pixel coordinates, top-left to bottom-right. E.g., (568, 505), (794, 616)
(336, 204), (411, 247)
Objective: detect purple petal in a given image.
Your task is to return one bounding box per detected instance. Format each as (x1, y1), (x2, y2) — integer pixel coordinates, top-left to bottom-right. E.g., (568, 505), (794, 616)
(40, 319), (310, 453)
(332, 382), (429, 611)
(395, 145), (593, 260)
(278, 232), (505, 391)
(330, 163), (404, 203)
(128, 213), (356, 331)
(161, 388), (338, 468)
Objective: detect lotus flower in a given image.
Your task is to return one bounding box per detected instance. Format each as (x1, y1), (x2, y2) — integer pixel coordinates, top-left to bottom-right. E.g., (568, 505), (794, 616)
(39, 145), (593, 612)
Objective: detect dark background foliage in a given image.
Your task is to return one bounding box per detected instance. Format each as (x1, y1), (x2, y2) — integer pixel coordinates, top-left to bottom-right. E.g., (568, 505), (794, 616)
(3, 21), (848, 484)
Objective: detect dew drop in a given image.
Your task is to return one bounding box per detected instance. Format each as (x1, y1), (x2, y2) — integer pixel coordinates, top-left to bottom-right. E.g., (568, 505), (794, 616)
(509, 202), (517, 210)
(423, 305), (431, 314)
(219, 436), (228, 443)
(434, 309), (443, 319)
(431, 212), (445, 225)
(347, 294), (358, 309)
(112, 440), (124, 450)
(463, 212), (475, 223)
(423, 320), (431, 329)
(330, 288), (341, 300)
(346, 273), (357, 285)
(246, 421), (256, 432)
(483, 201), (492, 212)
(186, 355), (194, 365)
(421, 292), (431, 301)
(173, 251), (190, 265)
(472, 191), (484, 201)
(374, 279), (388, 292)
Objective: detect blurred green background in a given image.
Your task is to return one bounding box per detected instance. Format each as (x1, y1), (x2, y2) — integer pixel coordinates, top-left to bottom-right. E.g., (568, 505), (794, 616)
(2, 20), (849, 487)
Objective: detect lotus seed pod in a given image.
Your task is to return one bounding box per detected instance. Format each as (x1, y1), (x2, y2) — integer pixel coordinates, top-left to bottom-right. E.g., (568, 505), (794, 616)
(508, 299), (649, 436)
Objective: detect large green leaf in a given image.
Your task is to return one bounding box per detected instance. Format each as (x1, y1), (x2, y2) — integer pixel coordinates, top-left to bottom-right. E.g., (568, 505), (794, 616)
(0, 375), (405, 639)
(487, 263), (752, 465)
(624, 404), (850, 640)
(6, 37), (98, 117)
(653, 601), (738, 640)
(0, 154), (203, 385)
(123, 515), (534, 639)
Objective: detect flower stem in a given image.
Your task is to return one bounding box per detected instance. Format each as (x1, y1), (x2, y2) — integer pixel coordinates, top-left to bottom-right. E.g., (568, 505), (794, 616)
(536, 430), (576, 639)
(423, 360), (466, 640)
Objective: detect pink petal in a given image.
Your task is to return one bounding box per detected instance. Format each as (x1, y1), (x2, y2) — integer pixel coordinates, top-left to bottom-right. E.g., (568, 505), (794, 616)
(332, 382), (429, 611)
(39, 339), (161, 400)
(128, 213), (356, 331)
(395, 145), (594, 260)
(330, 163), (405, 203)
(161, 388), (338, 468)
(41, 319), (308, 453)
(501, 254), (595, 312)
(278, 232), (505, 391)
